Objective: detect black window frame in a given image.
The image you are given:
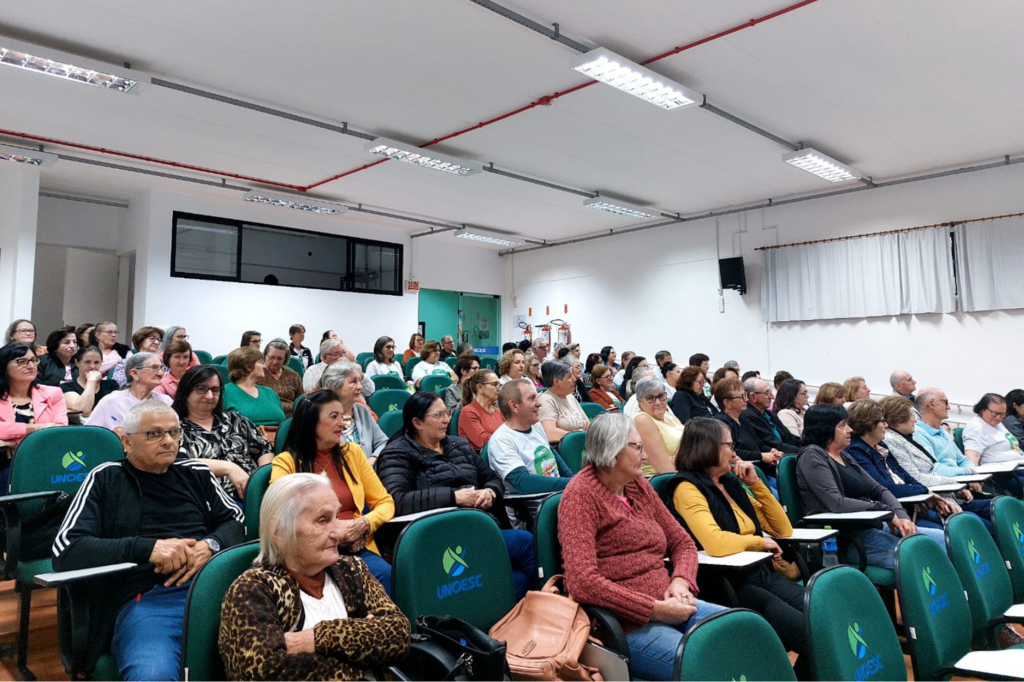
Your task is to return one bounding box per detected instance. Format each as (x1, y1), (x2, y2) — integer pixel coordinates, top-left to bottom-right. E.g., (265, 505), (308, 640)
(170, 210), (404, 297)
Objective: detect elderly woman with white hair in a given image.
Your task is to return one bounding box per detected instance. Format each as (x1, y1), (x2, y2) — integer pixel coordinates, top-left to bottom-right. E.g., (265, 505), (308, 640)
(320, 360), (388, 464)
(85, 352), (172, 431)
(633, 375), (685, 475)
(558, 412), (725, 681)
(537, 360), (589, 444)
(219, 473), (410, 681)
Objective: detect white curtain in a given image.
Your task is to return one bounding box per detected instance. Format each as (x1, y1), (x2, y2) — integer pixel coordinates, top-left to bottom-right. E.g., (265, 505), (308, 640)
(898, 227), (957, 314)
(762, 234), (902, 322)
(954, 216), (1024, 312)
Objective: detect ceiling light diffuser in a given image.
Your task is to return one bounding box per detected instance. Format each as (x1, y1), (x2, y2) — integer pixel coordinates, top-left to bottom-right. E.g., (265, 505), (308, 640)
(571, 47), (701, 110)
(244, 191), (347, 215)
(584, 197), (658, 220)
(782, 148), (862, 183)
(454, 228), (524, 247)
(0, 36), (148, 93)
(365, 138), (482, 176)
(0, 143), (58, 167)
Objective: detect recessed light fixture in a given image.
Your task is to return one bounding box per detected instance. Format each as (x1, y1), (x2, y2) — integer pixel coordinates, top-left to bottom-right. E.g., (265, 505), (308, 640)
(0, 36), (148, 93)
(365, 137), (482, 176)
(571, 47), (701, 111)
(782, 148), (862, 183)
(584, 196), (658, 220)
(244, 190), (347, 215)
(454, 228), (525, 247)
(0, 143), (58, 167)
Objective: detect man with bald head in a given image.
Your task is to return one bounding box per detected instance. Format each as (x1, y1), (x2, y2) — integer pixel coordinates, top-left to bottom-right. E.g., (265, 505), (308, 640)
(890, 370), (920, 419)
(913, 387), (976, 477)
(740, 377), (801, 455)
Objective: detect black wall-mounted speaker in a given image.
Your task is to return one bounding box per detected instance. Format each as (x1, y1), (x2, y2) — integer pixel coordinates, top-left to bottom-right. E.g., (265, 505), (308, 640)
(719, 257), (747, 295)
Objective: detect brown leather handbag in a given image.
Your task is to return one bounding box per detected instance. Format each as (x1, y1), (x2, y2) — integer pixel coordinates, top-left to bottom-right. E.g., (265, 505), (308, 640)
(488, 576), (604, 681)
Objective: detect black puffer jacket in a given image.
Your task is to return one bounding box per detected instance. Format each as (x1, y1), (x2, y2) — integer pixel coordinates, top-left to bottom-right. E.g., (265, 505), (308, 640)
(376, 434), (504, 517)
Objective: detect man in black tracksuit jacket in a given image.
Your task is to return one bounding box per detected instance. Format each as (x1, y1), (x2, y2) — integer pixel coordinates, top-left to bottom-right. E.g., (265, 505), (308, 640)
(739, 377), (803, 455)
(52, 402), (244, 681)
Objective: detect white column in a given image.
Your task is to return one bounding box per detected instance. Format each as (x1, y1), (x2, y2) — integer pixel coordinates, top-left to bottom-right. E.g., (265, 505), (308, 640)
(0, 162), (41, 329)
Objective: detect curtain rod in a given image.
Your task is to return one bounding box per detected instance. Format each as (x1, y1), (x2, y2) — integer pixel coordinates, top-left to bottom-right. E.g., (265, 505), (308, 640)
(755, 210), (1024, 251)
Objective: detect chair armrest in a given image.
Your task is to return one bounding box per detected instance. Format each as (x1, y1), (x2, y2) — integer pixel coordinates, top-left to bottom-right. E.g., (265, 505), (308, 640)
(34, 562), (139, 588)
(504, 493), (554, 501)
(0, 491), (62, 506)
(0, 491), (63, 579)
(581, 605), (630, 662)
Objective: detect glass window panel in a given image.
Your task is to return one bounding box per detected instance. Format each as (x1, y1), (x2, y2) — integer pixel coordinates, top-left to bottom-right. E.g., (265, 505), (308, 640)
(172, 218), (238, 279)
(239, 224), (347, 289)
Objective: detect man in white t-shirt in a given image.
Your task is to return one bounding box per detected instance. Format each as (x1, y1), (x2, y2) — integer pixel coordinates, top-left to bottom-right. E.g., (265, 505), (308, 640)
(487, 379), (572, 494)
(962, 393), (1024, 496)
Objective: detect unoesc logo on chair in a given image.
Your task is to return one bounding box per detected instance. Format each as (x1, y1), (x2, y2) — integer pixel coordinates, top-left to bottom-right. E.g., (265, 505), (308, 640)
(437, 545), (484, 600)
(52, 450), (88, 484)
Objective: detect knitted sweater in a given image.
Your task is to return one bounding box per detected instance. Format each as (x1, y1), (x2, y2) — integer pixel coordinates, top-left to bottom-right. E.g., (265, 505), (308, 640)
(558, 465), (699, 632)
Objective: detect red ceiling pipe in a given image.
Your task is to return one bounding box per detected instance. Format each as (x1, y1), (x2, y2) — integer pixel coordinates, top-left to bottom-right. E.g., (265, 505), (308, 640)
(301, 0), (824, 191)
(0, 128), (308, 192)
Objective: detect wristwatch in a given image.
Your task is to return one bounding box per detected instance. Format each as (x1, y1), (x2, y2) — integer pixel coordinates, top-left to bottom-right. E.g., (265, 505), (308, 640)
(204, 537), (221, 554)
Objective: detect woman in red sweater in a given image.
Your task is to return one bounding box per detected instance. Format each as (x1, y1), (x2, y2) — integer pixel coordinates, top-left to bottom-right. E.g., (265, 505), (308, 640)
(458, 370), (504, 450)
(558, 412), (725, 681)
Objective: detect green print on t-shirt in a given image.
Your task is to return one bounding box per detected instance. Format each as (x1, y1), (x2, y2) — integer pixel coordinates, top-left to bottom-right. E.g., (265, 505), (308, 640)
(1006, 431), (1021, 454)
(432, 368), (449, 376)
(533, 445), (558, 477)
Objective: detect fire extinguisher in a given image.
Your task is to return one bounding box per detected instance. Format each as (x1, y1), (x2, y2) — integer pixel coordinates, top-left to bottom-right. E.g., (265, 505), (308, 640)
(519, 320), (532, 342)
(537, 325), (552, 347)
(550, 319), (571, 345)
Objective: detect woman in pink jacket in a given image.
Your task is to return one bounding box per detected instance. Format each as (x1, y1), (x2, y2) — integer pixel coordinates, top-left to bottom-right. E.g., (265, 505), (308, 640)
(0, 343), (68, 485)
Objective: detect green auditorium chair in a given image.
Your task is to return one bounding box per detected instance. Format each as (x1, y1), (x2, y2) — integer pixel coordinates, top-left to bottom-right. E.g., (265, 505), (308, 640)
(946, 511), (1024, 649)
(292, 393), (305, 414)
(444, 356), (456, 369)
(378, 411), (403, 438)
(449, 408), (461, 436)
(180, 541), (261, 681)
(2, 426), (125, 680)
(678, 609), (796, 681)
(404, 357), (422, 381)
(648, 473), (673, 502)
(420, 375), (452, 395)
(954, 427), (965, 453)
(369, 389), (409, 417)
(392, 509), (515, 632)
(559, 431), (587, 472)
(212, 355), (228, 365)
(356, 352), (374, 367)
(481, 357), (497, 371)
(581, 402), (605, 421)
(243, 465), (273, 539)
(207, 363), (229, 386)
(371, 374), (405, 391)
(274, 418), (291, 455)
(894, 533), (1023, 681)
(286, 356), (304, 378)
(992, 495), (1024, 602)
(193, 350), (213, 365)
(804, 566), (906, 681)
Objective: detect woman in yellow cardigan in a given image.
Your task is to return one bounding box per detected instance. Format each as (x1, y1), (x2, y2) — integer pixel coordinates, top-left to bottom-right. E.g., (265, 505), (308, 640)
(665, 417), (808, 669)
(271, 390), (396, 594)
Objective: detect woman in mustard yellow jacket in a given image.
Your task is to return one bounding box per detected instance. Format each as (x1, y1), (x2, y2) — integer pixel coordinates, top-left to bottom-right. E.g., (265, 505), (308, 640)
(271, 390), (396, 594)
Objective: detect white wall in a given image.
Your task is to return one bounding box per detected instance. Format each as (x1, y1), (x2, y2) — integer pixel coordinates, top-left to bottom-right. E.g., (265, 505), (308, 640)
(0, 163), (40, 327)
(31, 244), (67, 333)
(63, 248), (119, 327)
(130, 190), (504, 356)
(413, 236), (504, 295)
(36, 196), (125, 252)
(504, 162), (1024, 406)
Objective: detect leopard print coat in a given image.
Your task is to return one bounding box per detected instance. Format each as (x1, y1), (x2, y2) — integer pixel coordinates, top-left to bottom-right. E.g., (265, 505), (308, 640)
(219, 556), (410, 681)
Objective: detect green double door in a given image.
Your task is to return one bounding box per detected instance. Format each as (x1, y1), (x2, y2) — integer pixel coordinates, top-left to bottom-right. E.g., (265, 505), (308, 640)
(418, 289), (500, 357)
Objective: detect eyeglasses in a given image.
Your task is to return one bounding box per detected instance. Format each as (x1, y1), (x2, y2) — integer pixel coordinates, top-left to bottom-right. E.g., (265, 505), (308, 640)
(11, 357), (40, 368)
(425, 409), (452, 420)
(193, 385), (222, 396)
(479, 380), (500, 388)
(797, 390), (809, 396)
(100, 329), (119, 336)
(725, 395), (745, 402)
(469, 366), (481, 372)
(138, 364), (164, 373)
(126, 427), (182, 443)
(988, 409), (1007, 418)
(537, 346), (548, 351)
(643, 394), (668, 404)
(144, 335), (162, 344)
(14, 328), (34, 334)
(176, 334), (190, 340)
(626, 441), (645, 452)
(721, 441), (736, 451)
(750, 390), (773, 396)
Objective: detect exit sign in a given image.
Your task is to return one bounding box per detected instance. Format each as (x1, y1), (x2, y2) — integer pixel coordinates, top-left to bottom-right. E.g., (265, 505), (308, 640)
(405, 280), (420, 292)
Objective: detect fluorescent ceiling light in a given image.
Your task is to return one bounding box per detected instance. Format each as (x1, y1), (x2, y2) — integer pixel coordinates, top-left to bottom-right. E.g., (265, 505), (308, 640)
(244, 191), (347, 215)
(365, 138), (482, 176)
(0, 143), (58, 167)
(584, 197), (658, 220)
(454, 228), (524, 247)
(782, 148), (862, 183)
(571, 47), (701, 110)
(0, 36), (148, 93)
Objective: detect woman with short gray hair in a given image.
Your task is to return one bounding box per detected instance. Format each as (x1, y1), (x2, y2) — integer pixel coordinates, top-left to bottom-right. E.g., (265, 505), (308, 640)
(558, 412), (725, 681)
(86, 352), (173, 431)
(631, 375), (685, 475)
(537, 360), (589, 444)
(219, 473), (410, 680)
(320, 361), (388, 463)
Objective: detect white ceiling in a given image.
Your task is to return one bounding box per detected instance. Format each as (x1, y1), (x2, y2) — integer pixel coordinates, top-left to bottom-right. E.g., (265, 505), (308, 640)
(2, 0), (1023, 244)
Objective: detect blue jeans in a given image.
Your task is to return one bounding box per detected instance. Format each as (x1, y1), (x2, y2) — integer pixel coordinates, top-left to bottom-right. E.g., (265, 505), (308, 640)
(625, 600), (728, 680)
(501, 529), (535, 600)
(111, 582), (190, 681)
(845, 528), (900, 570)
(962, 498), (995, 534)
(357, 548), (393, 597)
(912, 524), (948, 553)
